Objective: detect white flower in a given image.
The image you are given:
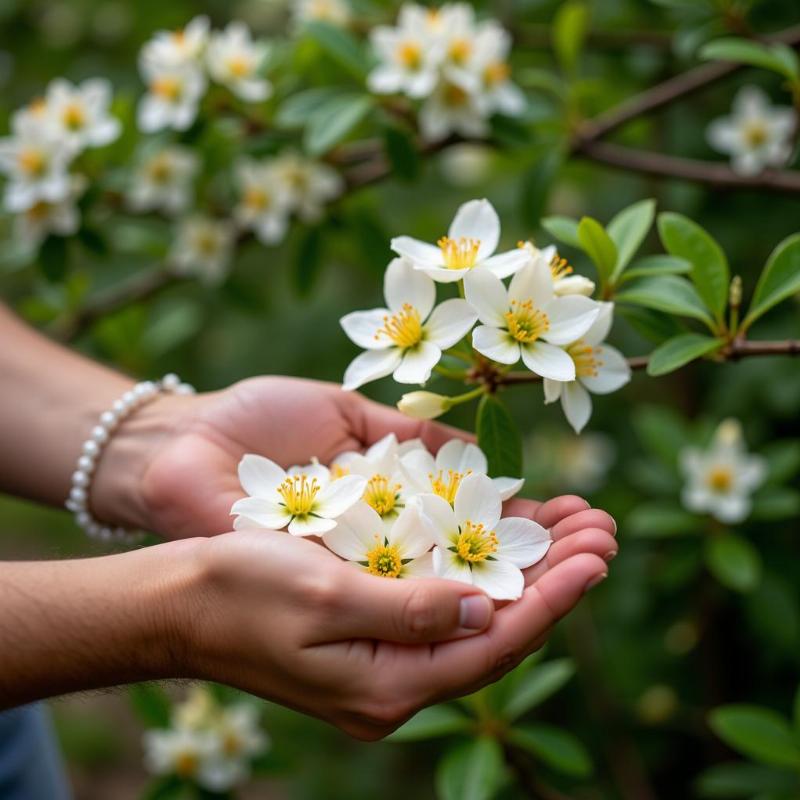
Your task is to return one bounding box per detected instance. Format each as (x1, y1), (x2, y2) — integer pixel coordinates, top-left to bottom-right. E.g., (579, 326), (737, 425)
(391, 198), (528, 284)
(291, 0), (351, 28)
(520, 242), (596, 297)
(206, 22), (271, 102)
(169, 216), (235, 284)
(233, 159), (291, 245)
(137, 63), (206, 132)
(230, 454), (366, 536)
(143, 727), (222, 790)
(401, 438), (524, 503)
(140, 16), (210, 70)
(397, 390), (451, 420)
(419, 473), (551, 600)
(465, 259), (600, 381)
(323, 501), (436, 578)
(210, 703), (269, 773)
(470, 22), (525, 117)
(680, 419), (766, 523)
(707, 86), (796, 176)
(543, 302), (631, 433)
(127, 146), (198, 215)
(271, 151), (342, 222)
(419, 79), (488, 143)
(13, 174), (85, 249)
(0, 115), (73, 212)
(340, 257), (477, 389)
(43, 78), (120, 153)
(368, 5), (444, 99)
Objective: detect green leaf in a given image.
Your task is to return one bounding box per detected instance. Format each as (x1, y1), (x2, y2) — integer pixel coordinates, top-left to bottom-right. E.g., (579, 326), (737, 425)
(751, 487), (800, 521)
(695, 762), (800, 798)
(292, 226), (325, 296)
(39, 235), (69, 283)
(621, 254), (692, 282)
(508, 724), (592, 778)
(503, 659), (575, 721)
(552, 0), (590, 75)
(383, 125), (420, 182)
(626, 503), (702, 538)
(142, 301), (203, 357)
(709, 705), (800, 769)
(657, 212), (729, 322)
(389, 705), (471, 742)
(705, 533), (762, 593)
(647, 333), (725, 376)
(700, 38), (800, 80)
(304, 93), (373, 156)
(607, 198), (655, 281)
(275, 87), (346, 129)
(541, 215), (580, 249)
(128, 683), (171, 728)
(616, 275), (716, 328)
(744, 233), (800, 329)
(577, 216), (617, 286)
(519, 151), (561, 230)
(762, 440), (800, 485)
(304, 21), (370, 78)
(435, 737), (506, 800)
(794, 685), (800, 732)
(616, 304), (685, 344)
(476, 395), (523, 478)
(141, 775), (188, 800)
(632, 405), (687, 467)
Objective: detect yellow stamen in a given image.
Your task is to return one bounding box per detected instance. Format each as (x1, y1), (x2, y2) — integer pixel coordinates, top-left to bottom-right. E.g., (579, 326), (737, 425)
(504, 299), (549, 343)
(442, 82), (469, 107)
(243, 186), (271, 211)
(366, 537), (402, 578)
(430, 469), (470, 505)
(192, 231), (221, 256)
(375, 303), (423, 348)
(151, 76), (182, 101)
(62, 102), (86, 131)
(363, 474), (401, 517)
(567, 340), (602, 378)
(398, 41), (422, 69)
(707, 466), (733, 492)
(227, 55), (251, 79)
(276, 474), (320, 516)
(330, 463), (350, 480)
(174, 752), (198, 777)
(456, 521), (498, 563)
(25, 201), (51, 222)
(549, 253), (573, 280)
(743, 121), (768, 148)
(484, 61), (510, 86)
(223, 732), (242, 757)
(18, 149), (47, 177)
(448, 38), (472, 65)
(438, 236), (480, 270)
(147, 155), (174, 184)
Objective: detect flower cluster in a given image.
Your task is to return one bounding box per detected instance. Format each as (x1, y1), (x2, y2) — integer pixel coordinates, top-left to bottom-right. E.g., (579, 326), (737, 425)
(0, 77), (120, 250)
(143, 686), (268, 793)
(367, 3), (525, 142)
(231, 434), (549, 599)
(340, 198), (632, 433)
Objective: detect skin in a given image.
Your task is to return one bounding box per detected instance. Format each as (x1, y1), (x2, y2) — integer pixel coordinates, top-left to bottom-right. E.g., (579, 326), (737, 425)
(0, 305), (618, 739)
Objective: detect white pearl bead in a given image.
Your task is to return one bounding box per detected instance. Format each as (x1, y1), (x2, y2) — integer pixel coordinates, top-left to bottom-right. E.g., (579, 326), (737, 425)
(99, 411), (117, 427)
(162, 373), (180, 390)
(91, 426), (109, 443)
(82, 440), (99, 456)
(112, 399), (126, 414)
(87, 522), (101, 538)
(70, 486), (87, 503)
(121, 391), (136, 406)
(76, 511), (92, 528)
(78, 455), (95, 472)
(72, 470), (90, 488)
(176, 383), (196, 395)
(66, 499), (82, 513)
(99, 527), (112, 541)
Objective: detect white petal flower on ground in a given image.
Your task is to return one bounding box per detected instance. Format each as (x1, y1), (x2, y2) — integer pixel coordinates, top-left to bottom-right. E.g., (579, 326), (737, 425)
(13, 174), (85, 250)
(341, 257), (478, 389)
(291, 0), (352, 28)
(206, 22), (271, 102)
(520, 242), (595, 297)
(231, 453), (367, 536)
(169, 216), (235, 285)
(43, 78), (121, 152)
(401, 438), (524, 503)
(466, 259), (601, 381)
(127, 146), (198, 215)
(680, 419), (766, 524)
(140, 16), (210, 70)
(542, 302), (632, 433)
(272, 151), (343, 222)
(323, 501), (435, 578)
(707, 85), (796, 176)
(391, 198), (528, 284)
(137, 63), (206, 132)
(233, 159), (291, 245)
(419, 473), (551, 600)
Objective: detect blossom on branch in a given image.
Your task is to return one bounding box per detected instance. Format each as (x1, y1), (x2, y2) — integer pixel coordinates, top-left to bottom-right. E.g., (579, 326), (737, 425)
(127, 145), (198, 215)
(206, 22), (271, 102)
(169, 216), (235, 284)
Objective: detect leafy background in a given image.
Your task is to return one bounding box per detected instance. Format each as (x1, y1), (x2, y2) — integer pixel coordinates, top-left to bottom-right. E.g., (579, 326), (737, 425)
(1, 0), (800, 798)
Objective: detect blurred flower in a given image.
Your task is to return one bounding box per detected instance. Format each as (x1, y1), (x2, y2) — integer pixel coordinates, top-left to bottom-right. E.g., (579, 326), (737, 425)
(637, 685), (678, 725)
(271, 151), (343, 222)
(43, 78), (121, 153)
(707, 86), (796, 176)
(472, 23), (526, 118)
(140, 16), (210, 70)
(465, 259), (600, 381)
(209, 703), (269, 785)
(401, 439), (523, 502)
(169, 216), (235, 284)
(128, 146), (198, 215)
(680, 419), (766, 523)
(206, 22), (271, 102)
(231, 453), (366, 536)
(419, 79), (489, 142)
(233, 158), (291, 244)
(143, 728), (221, 789)
(137, 63), (207, 132)
(391, 198), (528, 284)
(397, 390), (450, 420)
(13, 175), (86, 250)
(420, 473), (550, 599)
(543, 302), (631, 433)
(525, 431), (615, 494)
(520, 242), (596, 297)
(291, 0), (351, 28)
(340, 257), (477, 389)
(323, 501), (436, 577)
(438, 143), (494, 187)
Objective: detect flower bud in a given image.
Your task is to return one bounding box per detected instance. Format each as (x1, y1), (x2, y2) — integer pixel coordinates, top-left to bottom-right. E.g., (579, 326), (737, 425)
(729, 275), (742, 309)
(397, 391), (450, 420)
(554, 274), (596, 297)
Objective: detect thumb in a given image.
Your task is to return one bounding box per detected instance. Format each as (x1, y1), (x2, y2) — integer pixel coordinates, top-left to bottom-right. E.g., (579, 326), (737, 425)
(334, 574), (494, 644)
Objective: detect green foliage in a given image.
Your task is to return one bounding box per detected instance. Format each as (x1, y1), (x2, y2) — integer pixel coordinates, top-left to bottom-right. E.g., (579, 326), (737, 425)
(704, 532), (762, 592)
(502, 658), (576, 721)
(695, 762), (800, 798)
(304, 93), (374, 156)
(577, 216), (617, 288)
(619, 254), (692, 282)
(507, 724), (592, 778)
(552, 1), (590, 75)
(476, 395), (523, 478)
(382, 126), (421, 182)
(128, 683), (172, 728)
(435, 737), (506, 800)
(303, 21), (370, 79)
(743, 234), (800, 330)
(389, 706), (471, 742)
(647, 333), (725, 376)
(541, 215), (580, 248)
(700, 38), (800, 82)
(616, 275), (716, 329)
(607, 198), (656, 282)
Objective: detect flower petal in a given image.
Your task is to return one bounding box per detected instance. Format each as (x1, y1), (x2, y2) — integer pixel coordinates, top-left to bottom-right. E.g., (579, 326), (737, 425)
(494, 517), (552, 567)
(521, 341), (576, 381)
(583, 301), (615, 346)
(543, 378), (562, 404)
(384, 257), (435, 318)
(403, 551), (436, 578)
(436, 440), (488, 474)
(238, 454), (286, 497)
(493, 476), (524, 500)
(581, 345), (631, 394)
(424, 298), (478, 349)
(432, 546), (473, 584)
(393, 341), (441, 384)
(509, 260), (554, 307)
(390, 504), (435, 558)
(340, 308), (392, 350)
(454, 473), (502, 529)
(418, 493), (459, 546)
(343, 348), (402, 390)
(317, 474), (368, 518)
(288, 515), (337, 536)
(390, 235), (443, 267)
(230, 496), (291, 529)
(560, 381), (593, 433)
(543, 296), (600, 345)
(448, 198), (500, 259)
(482, 247), (529, 279)
(473, 325), (520, 364)
(323, 501), (384, 559)
(471, 559), (524, 600)
(400, 449), (436, 494)
(464, 269), (508, 327)
(417, 264), (470, 283)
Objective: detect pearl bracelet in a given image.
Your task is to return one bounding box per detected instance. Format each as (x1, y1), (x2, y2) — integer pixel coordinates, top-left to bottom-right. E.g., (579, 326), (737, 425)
(65, 373), (196, 544)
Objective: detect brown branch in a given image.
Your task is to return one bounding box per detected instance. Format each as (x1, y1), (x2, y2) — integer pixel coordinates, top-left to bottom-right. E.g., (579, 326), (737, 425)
(516, 24), (673, 51)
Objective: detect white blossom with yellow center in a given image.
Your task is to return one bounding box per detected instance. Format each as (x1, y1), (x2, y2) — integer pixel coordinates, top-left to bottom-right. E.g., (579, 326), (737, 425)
(169, 216), (235, 285)
(206, 22), (271, 103)
(233, 159), (291, 245)
(520, 242), (596, 297)
(680, 419), (766, 524)
(419, 473), (551, 600)
(231, 454), (366, 536)
(139, 16), (210, 71)
(143, 727), (221, 789)
(418, 78), (489, 143)
(543, 302), (632, 433)
(128, 145), (198, 215)
(707, 86), (796, 176)
(341, 257), (477, 389)
(271, 151), (343, 222)
(466, 258), (601, 381)
(323, 500), (436, 579)
(14, 175), (85, 250)
(392, 198), (529, 284)
(43, 78), (120, 153)
(137, 61), (207, 132)
(291, 0), (352, 28)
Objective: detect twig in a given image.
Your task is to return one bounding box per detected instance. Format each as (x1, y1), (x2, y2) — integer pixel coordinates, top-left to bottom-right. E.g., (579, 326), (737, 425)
(516, 24), (673, 51)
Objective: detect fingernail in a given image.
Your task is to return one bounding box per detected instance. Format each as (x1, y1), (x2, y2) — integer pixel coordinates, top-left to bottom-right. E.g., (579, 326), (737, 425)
(612, 518), (618, 534)
(460, 595), (492, 630)
(584, 573), (608, 593)
(603, 550), (617, 562)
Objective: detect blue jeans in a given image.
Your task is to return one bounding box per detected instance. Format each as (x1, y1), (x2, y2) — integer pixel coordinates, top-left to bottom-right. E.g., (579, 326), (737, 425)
(0, 705), (71, 800)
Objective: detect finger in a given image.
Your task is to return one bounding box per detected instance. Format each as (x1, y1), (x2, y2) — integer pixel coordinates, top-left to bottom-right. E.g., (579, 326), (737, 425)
(523, 527), (618, 586)
(550, 508), (617, 539)
(327, 573), (494, 644)
(410, 553), (607, 701)
(532, 495), (591, 528)
(502, 497), (542, 518)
